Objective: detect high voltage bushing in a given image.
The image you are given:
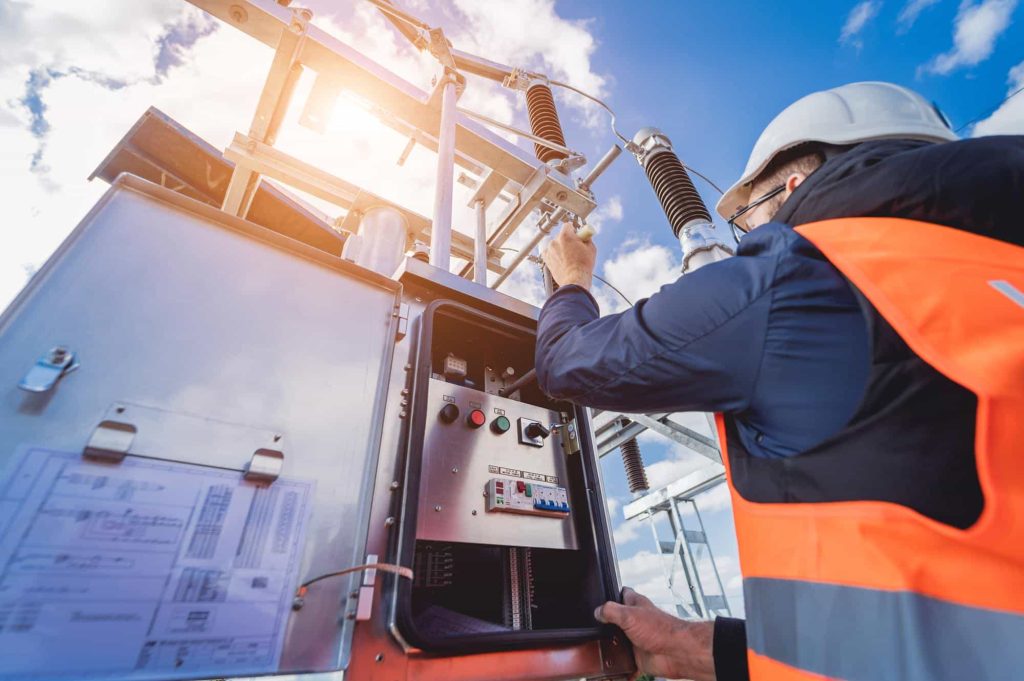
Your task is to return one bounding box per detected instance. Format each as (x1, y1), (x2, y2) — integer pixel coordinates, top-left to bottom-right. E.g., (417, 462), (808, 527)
(526, 83), (569, 164)
(619, 437), (650, 494)
(631, 128), (711, 238)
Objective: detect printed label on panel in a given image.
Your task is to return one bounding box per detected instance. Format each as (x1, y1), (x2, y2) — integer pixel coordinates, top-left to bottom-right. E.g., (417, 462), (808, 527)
(0, 448), (313, 680)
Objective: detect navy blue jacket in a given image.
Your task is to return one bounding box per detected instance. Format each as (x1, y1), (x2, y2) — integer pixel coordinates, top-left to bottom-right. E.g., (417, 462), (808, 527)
(536, 136), (1024, 459)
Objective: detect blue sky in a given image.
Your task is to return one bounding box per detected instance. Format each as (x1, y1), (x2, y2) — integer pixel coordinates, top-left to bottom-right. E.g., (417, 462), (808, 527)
(1, 0), (1022, 618)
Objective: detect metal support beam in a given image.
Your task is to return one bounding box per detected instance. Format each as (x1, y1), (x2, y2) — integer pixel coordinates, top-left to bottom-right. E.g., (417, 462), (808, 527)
(473, 199), (487, 285)
(624, 467), (725, 520)
(224, 133), (502, 270)
(628, 413), (720, 463)
(223, 9), (307, 217)
(429, 74), (459, 271)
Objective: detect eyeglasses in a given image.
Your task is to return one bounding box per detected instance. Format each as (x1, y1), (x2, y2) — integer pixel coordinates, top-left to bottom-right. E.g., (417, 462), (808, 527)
(728, 184), (785, 242)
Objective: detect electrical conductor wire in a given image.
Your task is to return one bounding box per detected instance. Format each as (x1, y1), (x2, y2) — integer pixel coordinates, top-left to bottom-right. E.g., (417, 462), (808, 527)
(500, 247), (634, 307)
(955, 83), (1024, 134)
(296, 562), (413, 599)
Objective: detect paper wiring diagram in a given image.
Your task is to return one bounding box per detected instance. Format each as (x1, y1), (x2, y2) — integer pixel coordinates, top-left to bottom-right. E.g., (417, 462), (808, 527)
(0, 448), (313, 680)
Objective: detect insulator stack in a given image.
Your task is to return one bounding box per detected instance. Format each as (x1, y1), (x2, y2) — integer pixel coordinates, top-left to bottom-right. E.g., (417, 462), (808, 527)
(526, 83), (569, 164)
(642, 147), (711, 237)
(619, 437), (650, 494)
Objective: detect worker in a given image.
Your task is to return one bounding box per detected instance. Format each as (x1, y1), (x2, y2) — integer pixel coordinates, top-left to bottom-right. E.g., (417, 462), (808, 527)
(537, 81), (1024, 681)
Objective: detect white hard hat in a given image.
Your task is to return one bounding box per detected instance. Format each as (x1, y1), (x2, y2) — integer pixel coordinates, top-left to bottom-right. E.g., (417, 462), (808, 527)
(716, 81), (957, 220)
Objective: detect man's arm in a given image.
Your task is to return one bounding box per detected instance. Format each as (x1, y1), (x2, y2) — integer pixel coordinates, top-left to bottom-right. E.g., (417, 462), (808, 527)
(536, 230), (777, 414)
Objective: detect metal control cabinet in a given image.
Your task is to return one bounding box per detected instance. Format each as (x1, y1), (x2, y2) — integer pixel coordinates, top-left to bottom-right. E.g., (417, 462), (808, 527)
(0, 176), (634, 681)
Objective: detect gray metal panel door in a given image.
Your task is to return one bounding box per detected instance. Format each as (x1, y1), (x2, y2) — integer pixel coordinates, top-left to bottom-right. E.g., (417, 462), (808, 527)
(0, 178), (399, 680)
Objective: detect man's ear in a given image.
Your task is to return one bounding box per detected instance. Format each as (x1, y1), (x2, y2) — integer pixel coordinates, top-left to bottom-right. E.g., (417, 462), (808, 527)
(786, 172), (806, 194)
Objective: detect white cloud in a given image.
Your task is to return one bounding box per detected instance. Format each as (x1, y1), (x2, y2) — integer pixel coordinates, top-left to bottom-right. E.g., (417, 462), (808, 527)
(897, 0), (941, 31)
(617, 549), (680, 613)
(923, 0), (1019, 75)
(592, 238), (681, 314)
(447, 0), (609, 130)
(617, 544), (742, 617)
(972, 59), (1024, 135)
(694, 480), (733, 513)
(840, 0), (883, 47)
(613, 518), (645, 546)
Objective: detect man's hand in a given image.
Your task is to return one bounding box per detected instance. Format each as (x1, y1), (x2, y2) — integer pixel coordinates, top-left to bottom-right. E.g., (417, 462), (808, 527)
(542, 222), (597, 290)
(596, 588), (716, 681)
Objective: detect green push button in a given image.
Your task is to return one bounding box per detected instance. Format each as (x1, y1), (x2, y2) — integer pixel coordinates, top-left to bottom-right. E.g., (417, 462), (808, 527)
(525, 484), (532, 497)
(491, 415), (511, 434)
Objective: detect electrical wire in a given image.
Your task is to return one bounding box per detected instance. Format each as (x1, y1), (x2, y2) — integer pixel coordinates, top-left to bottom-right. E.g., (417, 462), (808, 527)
(548, 80), (725, 196)
(592, 273), (634, 307)
(955, 83), (1024, 134)
(682, 164), (725, 195)
(456, 106), (579, 156)
(499, 247), (634, 307)
(548, 78), (626, 146)
(295, 562), (413, 600)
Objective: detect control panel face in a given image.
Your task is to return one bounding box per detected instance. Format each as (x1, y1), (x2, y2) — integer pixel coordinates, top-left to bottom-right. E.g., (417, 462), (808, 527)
(485, 477), (570, 517)
(416, 378), (578, 551)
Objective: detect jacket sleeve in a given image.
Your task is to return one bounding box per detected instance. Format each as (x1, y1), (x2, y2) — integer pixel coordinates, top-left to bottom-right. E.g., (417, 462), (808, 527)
(713, 617), (750, 681)
(535, 246), (778, 414)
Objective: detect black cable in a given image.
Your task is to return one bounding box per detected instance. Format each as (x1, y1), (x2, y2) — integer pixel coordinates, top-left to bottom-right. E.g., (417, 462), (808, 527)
(955, 83), (1024, 134)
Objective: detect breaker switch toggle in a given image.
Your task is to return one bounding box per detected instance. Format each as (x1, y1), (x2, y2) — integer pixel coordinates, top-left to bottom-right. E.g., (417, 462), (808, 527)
(525, 422), (550, 440)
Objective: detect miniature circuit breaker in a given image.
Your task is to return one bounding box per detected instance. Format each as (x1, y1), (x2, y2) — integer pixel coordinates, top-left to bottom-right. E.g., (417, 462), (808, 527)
(486, 477), (570, 517)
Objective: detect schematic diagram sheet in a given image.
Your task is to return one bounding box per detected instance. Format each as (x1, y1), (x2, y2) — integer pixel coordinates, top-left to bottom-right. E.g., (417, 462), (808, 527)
(0, 447), (313, 680)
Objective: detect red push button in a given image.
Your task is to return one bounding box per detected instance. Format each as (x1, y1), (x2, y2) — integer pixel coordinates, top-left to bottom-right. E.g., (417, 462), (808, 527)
(516, 480), (526, 494)
(467, 409), (486, 428)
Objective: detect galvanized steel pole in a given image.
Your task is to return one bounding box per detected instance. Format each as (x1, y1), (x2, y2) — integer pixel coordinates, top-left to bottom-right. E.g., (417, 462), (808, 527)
(430, 76), (459, 271)
(473, 198), (487, 285)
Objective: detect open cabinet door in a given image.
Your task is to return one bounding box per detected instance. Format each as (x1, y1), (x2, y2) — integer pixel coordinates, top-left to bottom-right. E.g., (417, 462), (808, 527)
(0, 176), (400, 680)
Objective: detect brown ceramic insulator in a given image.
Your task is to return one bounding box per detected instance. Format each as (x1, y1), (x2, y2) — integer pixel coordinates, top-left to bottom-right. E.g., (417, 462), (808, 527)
(619, 437), (650, 494)
(643, 150), (712, 237)
(526, 83), (569, 164)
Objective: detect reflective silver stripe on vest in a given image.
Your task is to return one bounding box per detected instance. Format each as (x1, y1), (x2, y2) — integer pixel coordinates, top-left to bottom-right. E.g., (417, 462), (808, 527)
(745, 577), (1024, 681)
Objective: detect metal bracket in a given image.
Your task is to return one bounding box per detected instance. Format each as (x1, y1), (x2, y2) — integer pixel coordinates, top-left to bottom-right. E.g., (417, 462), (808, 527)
(244, 447), (285, 483)
(356, 553), (378, 621)
(83, 420), (137, 463)
(18, 346), (78, 393)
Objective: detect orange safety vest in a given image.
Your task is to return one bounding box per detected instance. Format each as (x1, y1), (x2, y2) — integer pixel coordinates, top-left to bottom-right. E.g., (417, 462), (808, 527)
(717, 218), (1024, 680)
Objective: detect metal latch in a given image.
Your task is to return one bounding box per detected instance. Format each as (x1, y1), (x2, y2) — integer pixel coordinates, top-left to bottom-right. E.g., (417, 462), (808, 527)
(556, 421), (581, 456)
(18, 347), (78, 393)
(244, 447), (284, 483)
(395, 303), (410, 341)
(84, 420), (137, 463)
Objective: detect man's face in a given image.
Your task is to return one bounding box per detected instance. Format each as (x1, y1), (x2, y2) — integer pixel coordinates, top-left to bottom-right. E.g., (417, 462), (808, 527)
(742, 180), (786, 232)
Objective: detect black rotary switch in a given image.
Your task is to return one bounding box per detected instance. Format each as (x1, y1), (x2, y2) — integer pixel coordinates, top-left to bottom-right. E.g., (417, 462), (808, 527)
(439, 403), (460, 424)
(524, 422), (551, 440)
